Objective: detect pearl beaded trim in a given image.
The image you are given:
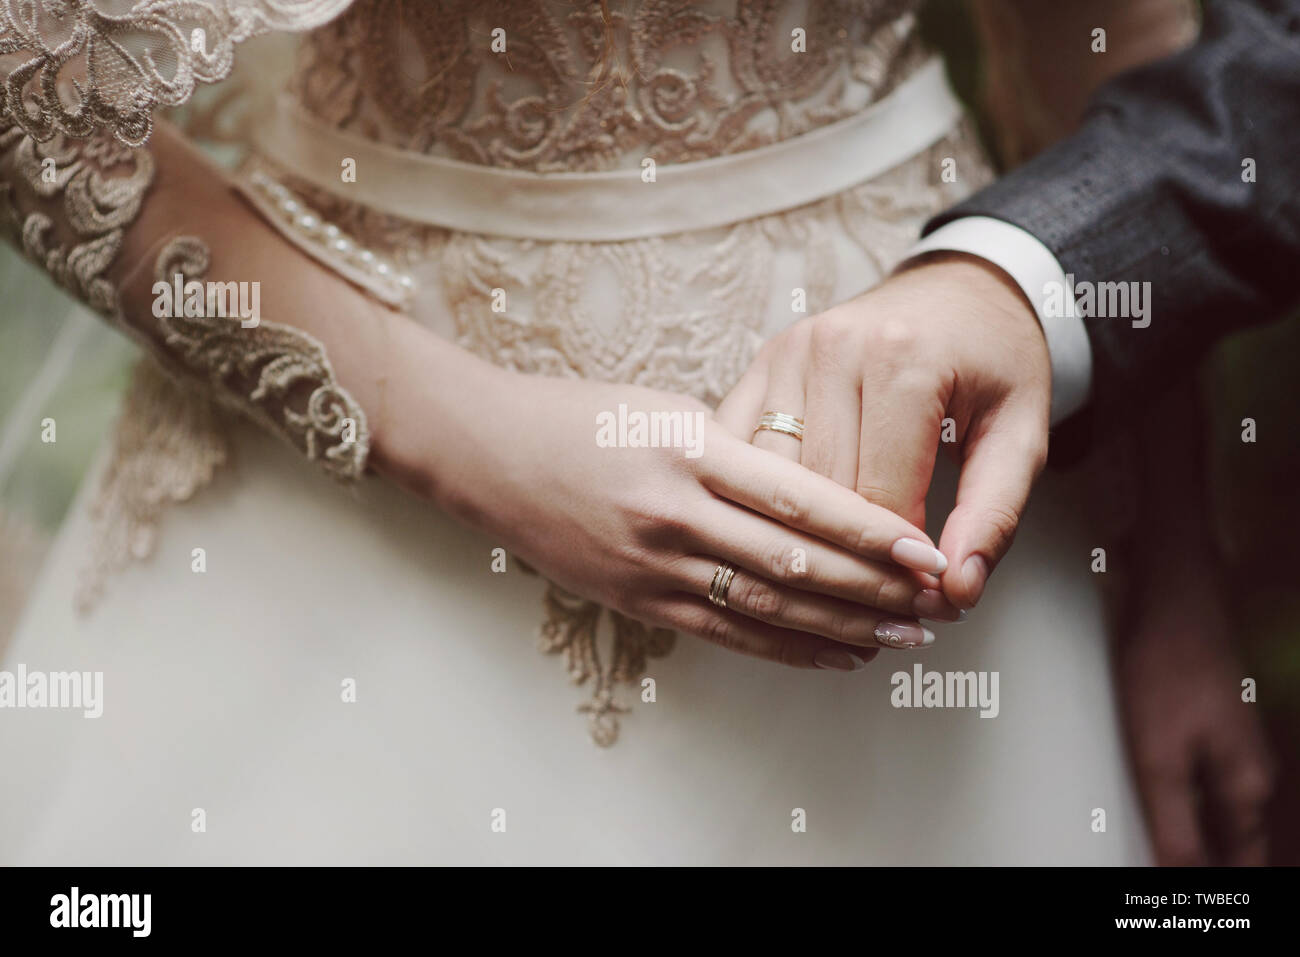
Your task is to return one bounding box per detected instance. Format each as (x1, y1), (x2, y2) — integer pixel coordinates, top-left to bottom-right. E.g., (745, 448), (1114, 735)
(240, 168), (417, 308)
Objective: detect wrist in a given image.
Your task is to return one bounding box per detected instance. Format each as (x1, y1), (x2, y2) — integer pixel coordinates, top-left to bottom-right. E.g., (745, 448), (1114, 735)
(366, 315), (510, 511)
(898, 251), (1040, 330)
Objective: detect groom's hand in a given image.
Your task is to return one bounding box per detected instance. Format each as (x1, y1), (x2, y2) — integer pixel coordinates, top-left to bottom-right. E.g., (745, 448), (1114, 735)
(715, 252), (1050, 609)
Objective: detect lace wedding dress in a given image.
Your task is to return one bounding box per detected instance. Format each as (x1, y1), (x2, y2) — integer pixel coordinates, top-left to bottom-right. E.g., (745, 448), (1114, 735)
(0, 0), (1148, 864)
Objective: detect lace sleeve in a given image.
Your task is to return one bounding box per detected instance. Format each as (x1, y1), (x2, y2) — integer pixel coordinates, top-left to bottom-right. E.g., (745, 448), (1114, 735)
(1, 0), (355, 146)
(0, 115), (372, 481)
(0, 0), (377, 489)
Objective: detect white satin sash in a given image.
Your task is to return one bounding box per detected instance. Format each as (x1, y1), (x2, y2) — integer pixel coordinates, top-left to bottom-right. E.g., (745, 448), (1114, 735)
(252, 58), (963, 242)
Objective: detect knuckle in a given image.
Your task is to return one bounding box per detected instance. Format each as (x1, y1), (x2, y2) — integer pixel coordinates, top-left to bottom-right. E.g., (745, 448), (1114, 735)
(763, 537), (797, 583)
(829, 613), (857, 645)
(851, 522), (880, 557)
(872, 576), (912, 614)
(867, 317), (918, 355)
(864, 572), (889, 611)
(699, 612), (740, 652)
(855, 482), (901, 512)
(598, 574), (643, 617)
(617, 540), (659, 576)
(619, 599), (662, 630)
(669, 605), (707, 634)
(799, 440), (836, 478)
(746, 580), (787, 623)
(788, 315), (817, 345)
(996, 421), (1049, 476)
(1230, 763), (1277, 807)
(977, 502), (1023, 555)
(769, 481), (809, 527)
(1022, 433), (1050, 474)
(627, 491), (691, 545)
(890, 365), (936, 395)
(623, 594), (659, 622)
(808, 313), (851, 358)
(678, 440), (709, 479)
(762, 319), (814, 365)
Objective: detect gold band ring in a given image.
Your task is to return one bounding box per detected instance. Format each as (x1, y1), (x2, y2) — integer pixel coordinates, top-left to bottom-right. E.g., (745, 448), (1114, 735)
(754, 411), (805, 441)
(708, 562), (738, 608)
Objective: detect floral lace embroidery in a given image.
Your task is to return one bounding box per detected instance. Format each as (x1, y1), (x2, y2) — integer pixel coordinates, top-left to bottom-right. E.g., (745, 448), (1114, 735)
(148, 235), (370, 480)
(0, 0), (356, 146)
(538, 584), (676, 747)
(0, 122), (153, 316)
(75, 357), (230, 613)
(290, 0), (928, 172)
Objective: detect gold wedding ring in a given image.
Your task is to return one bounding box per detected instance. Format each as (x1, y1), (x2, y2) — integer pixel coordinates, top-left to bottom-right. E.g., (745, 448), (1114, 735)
(754, 411), (805, 441)
(708, 562), (738, 608)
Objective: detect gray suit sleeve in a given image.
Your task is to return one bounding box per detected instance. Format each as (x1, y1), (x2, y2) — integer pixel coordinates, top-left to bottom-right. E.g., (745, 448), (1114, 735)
(925, 0), (1300, 427)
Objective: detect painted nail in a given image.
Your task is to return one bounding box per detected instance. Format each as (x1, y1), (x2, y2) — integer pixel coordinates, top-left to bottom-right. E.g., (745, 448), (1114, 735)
(961, 555), (989, 608)
(891, 537), (948, 574)
(913, 588), (961, 621)
(873, 621), (936, 649)
(814, 650), (868, 672)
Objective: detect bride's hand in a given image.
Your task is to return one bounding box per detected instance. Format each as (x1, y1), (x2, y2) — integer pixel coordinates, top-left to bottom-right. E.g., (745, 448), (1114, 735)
(376, 341), (951, 669)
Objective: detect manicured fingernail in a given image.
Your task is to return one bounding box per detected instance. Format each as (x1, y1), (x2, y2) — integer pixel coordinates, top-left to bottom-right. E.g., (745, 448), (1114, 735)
(814, 650), (868, 672)
(891, 537), (948, 574)
(873, 621), (935, 649)
(961, 555), (989, 608)
(913, 588), (961, 621)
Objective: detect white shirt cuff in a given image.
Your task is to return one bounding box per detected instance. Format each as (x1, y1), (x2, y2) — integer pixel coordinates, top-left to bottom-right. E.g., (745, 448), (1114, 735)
(902, 216), (1092, 425)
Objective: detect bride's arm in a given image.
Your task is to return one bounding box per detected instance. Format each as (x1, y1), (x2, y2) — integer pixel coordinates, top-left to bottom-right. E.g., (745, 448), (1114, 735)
(2, 115), (957, 663)
(104, 124), (434, 491)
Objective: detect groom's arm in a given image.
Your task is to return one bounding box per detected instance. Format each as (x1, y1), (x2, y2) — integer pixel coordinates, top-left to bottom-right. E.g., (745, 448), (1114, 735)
(915, 0), (1300, 432)
(827, 0), (1300, 607)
